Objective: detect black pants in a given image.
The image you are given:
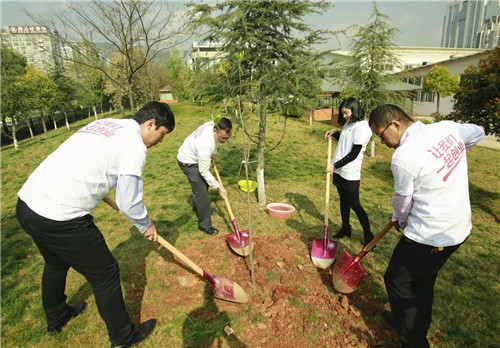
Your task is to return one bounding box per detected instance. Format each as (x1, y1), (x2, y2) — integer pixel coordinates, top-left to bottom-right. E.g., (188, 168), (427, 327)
(384, 236), (462, 348)
(16, 199), (134, 346)
(334, 174), (371, 237)
(178, 160), (212, 230)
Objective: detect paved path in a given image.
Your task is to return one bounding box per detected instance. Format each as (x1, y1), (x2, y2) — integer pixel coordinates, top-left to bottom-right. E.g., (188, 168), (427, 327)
(477, 134), (500, 150)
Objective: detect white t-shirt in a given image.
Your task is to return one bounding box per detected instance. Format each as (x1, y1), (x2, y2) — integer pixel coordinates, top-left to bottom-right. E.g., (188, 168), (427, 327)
(391, 121), (484, 247)
(18, 118), (147, 221)
(177, 121), (219, 188)
(332, 120), (372, 181)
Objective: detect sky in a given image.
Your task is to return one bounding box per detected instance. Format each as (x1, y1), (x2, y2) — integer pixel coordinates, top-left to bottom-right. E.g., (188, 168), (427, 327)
(0, 0), (450, 50)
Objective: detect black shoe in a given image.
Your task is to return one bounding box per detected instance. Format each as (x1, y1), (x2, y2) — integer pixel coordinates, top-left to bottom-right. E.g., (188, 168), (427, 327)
(47, 302), (87, 335)
(332, 225), (352, 239)
(363, 233), (375, 248)
(111, 319), (157, 348)
(203, 227), (219, 235)
(383, 310), (396, 329)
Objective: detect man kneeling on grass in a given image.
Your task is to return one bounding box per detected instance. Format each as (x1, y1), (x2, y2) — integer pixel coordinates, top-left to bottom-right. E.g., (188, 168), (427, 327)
(369, 104), (484, 348)
(17, 101), (175, 348)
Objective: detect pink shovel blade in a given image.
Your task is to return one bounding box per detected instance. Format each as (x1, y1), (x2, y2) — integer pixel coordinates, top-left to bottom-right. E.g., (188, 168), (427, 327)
(226, 231), (251, 248)
(311, 239), (338, 269)
(332, 249), (368, 293)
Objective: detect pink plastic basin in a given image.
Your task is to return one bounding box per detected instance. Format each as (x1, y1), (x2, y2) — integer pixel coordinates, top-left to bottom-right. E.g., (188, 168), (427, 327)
(266, 203), (296, 219)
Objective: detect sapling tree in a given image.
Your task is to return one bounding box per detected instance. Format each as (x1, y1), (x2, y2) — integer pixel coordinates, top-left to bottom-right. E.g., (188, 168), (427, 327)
(188, 0), (332, 205)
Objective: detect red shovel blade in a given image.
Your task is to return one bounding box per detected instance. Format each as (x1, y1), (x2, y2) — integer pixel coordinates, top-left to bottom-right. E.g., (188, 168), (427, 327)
(226, 231), (253, 257)
(332, 249), (367, 293)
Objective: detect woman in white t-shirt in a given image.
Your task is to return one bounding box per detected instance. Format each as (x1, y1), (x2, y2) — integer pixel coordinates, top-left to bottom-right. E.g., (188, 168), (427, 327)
(325, 98), (373, 246)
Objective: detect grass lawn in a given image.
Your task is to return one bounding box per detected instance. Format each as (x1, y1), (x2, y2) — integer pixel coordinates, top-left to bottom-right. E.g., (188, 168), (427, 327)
(1, 102), (499, 347)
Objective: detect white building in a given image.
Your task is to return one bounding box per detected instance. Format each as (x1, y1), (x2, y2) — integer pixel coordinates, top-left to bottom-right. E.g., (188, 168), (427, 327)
(184, 41), (223, 70)
(1, 25), (59, 73)
(393, 50), (490, 116)
(322, 46), (487, 116)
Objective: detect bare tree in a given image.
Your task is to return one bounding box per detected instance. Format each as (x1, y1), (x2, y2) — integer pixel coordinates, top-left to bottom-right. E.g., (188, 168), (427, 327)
(27, 0), (193, 112)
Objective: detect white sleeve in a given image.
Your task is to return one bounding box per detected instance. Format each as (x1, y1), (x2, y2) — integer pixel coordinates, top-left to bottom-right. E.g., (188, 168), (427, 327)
(392, 193), (413, 229)
(198, 159), (220, 188)
(116, 174), (152, 233)
(391, 164), (414, 196)
(457, 124), (485, 151)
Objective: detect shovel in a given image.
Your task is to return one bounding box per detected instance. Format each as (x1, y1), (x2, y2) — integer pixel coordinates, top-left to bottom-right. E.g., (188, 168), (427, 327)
(332, 221), (395, 294)
(212, 160), (254, 257)
(311, 136), (338, 269)
(102, 197), (249, 304)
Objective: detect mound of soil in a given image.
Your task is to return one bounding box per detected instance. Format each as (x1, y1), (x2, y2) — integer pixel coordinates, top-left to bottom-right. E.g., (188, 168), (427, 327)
(141, 231), (399, 347)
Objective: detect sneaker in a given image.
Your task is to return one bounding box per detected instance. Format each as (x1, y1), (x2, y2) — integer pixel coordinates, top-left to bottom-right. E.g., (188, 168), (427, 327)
(47, 302), (87, 335)
(111, 319), (156, 348)
(332, 225), (352, 239)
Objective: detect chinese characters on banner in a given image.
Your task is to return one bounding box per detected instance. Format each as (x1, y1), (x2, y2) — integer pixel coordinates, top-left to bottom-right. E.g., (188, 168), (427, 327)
(9, 26), (48, 34)
(427, 134), (465, 182)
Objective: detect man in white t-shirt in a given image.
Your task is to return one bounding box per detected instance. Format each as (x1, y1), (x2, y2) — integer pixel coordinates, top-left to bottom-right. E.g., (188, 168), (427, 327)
(16, 101), (175, 348)
(177, 117), (232, 235)
(369, 104), (484, 348)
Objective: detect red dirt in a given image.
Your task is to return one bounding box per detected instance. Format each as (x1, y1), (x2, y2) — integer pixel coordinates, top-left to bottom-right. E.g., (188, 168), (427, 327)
(140, 231), (399, 347)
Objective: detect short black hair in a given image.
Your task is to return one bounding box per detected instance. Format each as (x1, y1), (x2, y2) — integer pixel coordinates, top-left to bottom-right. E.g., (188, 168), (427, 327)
(215, 117), (232, 132)
(369, 104), (413, 128)
(338, 98), (365, 125)
(133, 101), (175, 132)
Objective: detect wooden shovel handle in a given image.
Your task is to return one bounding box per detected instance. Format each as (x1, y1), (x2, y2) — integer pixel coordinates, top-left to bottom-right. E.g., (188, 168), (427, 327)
(324, 136), (333, 225)
(355, 221), (396, 262)
(156, 235), (204, 276)
(102, 196), (204, 276)
(212, 160), (236, 221)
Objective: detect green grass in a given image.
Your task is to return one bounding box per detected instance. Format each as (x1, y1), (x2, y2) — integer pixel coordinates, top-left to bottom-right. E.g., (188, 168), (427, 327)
(1, 101), (499, 347)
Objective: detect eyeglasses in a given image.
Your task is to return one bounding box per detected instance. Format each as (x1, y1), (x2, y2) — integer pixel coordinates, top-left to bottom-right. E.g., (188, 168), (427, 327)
(375, 122), (392, 140)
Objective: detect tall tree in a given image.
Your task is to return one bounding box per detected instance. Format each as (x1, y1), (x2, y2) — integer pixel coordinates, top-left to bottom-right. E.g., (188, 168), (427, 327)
(335, 2), (404, 114)
(450, 48), (500, 137)
(422, 65), (459, 114)
(330, 1), (405, 157)
(188, 0), (332, 205)
(1, 46), (27, 148)
(28, 0), (193, 112)
(15, 66), (57, 139)
(50, 64), (78, 130)
(164, 49), (196, 101)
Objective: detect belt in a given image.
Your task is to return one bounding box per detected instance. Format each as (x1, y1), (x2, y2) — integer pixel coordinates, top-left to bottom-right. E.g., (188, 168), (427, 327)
(178, 160), (198, 168)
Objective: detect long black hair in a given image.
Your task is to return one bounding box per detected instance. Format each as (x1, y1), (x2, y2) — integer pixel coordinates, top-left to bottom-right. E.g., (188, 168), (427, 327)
(337, 98), (365, 126)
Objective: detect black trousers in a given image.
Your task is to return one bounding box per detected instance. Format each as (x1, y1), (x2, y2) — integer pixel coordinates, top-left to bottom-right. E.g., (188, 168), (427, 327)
(178, 160), (212, 230)
(16, 199), (134, 346)
(333, 174), (371, 237)
(384, 236), (462, 348)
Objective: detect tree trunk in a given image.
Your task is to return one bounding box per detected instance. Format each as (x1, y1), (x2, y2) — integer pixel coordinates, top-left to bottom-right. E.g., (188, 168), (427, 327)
(40, 110), (48, 139)
(93, 106), (98, 120)
(370, 138), (375, 157)
(12, 120), (18, 150)
(436, 93), (441, 114)
(309, 110), (313, 126)
(27, 119), (34, 138)
(64, 111), (70, 130)
(256, 101), (267, 206)
(53, 118), (58, 130)
(128, 83), (135, 113)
